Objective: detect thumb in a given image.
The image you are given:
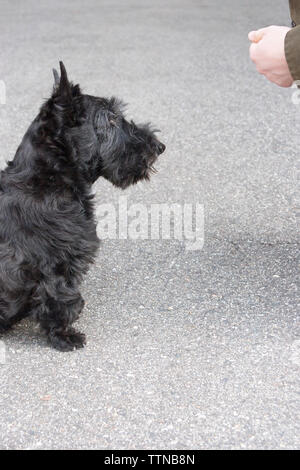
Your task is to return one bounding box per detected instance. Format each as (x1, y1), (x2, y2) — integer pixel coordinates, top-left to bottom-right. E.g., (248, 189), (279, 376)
(248, 29), (266, 43)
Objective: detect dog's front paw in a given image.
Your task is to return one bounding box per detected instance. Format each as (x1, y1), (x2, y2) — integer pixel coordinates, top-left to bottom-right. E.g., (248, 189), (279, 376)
(48, 328), (86, 352)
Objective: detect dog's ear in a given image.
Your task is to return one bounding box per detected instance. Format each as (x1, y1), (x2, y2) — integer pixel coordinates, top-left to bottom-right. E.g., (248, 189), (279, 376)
(57, 61), (72, 101)
(52, 68), (60, 88)
(52, 61), (73, 101)
(52, 61), (83, 126)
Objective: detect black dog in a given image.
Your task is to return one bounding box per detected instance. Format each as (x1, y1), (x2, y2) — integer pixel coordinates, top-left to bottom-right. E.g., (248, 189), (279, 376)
(0, 62), (165, 351)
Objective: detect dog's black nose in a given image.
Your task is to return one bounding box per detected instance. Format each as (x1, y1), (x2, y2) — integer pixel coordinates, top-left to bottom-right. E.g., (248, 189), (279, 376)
(157, 142), (166, 155)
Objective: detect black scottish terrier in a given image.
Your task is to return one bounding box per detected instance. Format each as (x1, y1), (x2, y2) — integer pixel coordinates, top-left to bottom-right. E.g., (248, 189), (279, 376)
(0, 62), (165, 351)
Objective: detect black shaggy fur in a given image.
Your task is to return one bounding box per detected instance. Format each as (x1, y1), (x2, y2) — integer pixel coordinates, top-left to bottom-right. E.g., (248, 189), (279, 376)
(0, 62), (165, 351)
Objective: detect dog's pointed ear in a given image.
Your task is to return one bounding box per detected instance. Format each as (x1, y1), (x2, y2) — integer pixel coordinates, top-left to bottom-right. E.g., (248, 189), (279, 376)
(52, 68), (60, 88)
(57, 61), (72, 100)
(52, 61), (82, 126)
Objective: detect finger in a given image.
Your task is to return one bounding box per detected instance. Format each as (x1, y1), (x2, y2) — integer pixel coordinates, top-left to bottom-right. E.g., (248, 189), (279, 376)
(248, 31), (257, 42)
(264, 72), (293, 87)
(248, 30), (265, 43)
(256, 66), (267, 75)
(248, 26), (271, 43)
(249, 42), (259, 62)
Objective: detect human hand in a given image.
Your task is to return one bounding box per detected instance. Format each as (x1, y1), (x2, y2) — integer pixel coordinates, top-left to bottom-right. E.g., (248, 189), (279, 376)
(248, 25), (294, 87)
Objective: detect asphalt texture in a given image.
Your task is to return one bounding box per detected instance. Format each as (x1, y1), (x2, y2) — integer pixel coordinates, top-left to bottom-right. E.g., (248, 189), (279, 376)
(0, 0), (299, 450)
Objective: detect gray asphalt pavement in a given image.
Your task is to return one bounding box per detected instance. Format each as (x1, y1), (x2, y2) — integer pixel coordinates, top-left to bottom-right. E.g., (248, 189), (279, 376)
(0, 0), (299, 450)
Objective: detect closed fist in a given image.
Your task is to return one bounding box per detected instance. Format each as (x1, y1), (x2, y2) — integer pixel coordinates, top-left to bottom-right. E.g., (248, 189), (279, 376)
(248, 25), (293, 87)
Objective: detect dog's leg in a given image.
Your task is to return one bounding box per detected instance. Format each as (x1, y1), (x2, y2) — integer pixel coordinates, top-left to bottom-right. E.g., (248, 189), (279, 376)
(33, 284), (86, 352)
(43, 296), (86, 352)
(0, 312), (25, 333)
(0, 303), (12, 333)
(0, 317), (12, 334)
(0, 296), (29, 334)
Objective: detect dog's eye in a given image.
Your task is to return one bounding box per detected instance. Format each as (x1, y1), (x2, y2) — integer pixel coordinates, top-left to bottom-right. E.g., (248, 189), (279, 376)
(109, 119), (116, 127)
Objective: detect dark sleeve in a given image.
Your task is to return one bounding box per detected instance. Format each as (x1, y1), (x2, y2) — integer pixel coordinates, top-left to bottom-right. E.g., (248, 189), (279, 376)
(289, 0), (300, 25)
(285, 1), (300, 80)
(285, 26), (300, 80)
